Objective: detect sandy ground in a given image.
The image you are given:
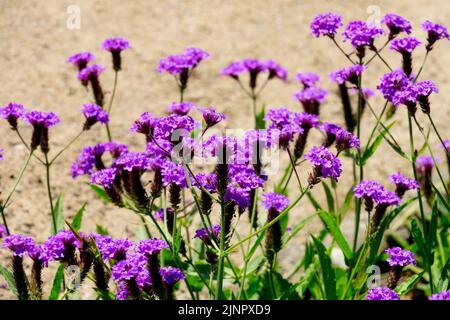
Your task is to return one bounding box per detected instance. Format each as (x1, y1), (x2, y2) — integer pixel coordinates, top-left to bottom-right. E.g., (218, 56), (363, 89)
(0, 0), (449, 299)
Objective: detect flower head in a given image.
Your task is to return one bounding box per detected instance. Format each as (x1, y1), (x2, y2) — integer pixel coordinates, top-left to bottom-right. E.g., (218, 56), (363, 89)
(262, 192), (289, 212)
(67, 52), (95, 69)
(201, 107), (226, 128)
(342, 21), (384, 48)
(416, 155), (435, 173)
(366, 287), (400, 300)
(95, 236), (134, 261)
(422, 20), (450, 49)
(330, 64), (366, 85)
(381, 14), (412, 37)
(161, 160), (187, 187)
(390, 37), (421, 54)
(0, 102), (25, 128)
(2, 234), (35, 257)
(385, 247), (416, 267)
(193, 225), (221, 242)
(295, 72), (320, 88)
(293, 112), (320, 129)
(305, 146), (342, 181)
(78, 64), (105, 81)
(193, 172), (217, 193)
(24, 110), (60, 128)
(264, 60), (287, 81)
(44, 230), (81, 261)
(136, 238), (169, 257)
(335, 128), (360, 152)
(160, 266), (185, 285)
(81, 103), (109, 129)
(389, 172), (419, 197)
(90, 168), (118, 189)
(115, 152), (151, 172)
(112, 253), (150, 299)
(102, 37), (131, 52)
(429, 290), (450, 300)
(220, 61), (245, 78)
(158, 47), (209, 75)
(353, 180), (385, 200)
(310, 13), (343, 38)
(294, 86), (328, 105)
(168, 102), (194, 115)
(377, 69), (410, 103)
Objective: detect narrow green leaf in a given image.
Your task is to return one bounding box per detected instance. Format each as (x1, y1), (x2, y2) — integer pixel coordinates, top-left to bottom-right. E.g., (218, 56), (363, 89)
(294, 257), (319, 299)
(0, 265), (18, 296)
(338, 187), (354, 217)
(396, 272), (424, 296)
(70, 203), (86, 232)
(321, 181), (335, 214)
(361, 122), (396, 165)
(306, 191), (322, 211)
(312, 235), (337, 300)
(49, 264), (65, 300)
(428, 202), (439, 249)
(318, 210), (353, 261)
(54, 193), (65, 234)
(255, 104), (266, 130)
(90, 184), (111, 202)
(411, 219), (430, 265)
(282, 214), (315, 247)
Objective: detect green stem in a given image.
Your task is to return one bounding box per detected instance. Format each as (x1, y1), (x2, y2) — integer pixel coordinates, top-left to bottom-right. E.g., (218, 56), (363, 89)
(428, 114), (448, 153)
(44, 154), (57, 234)
(330, 37), (356, 64)
(49, 131), (84, 165)
(104, 71), (119, 142)
(216, 201), (226, 300)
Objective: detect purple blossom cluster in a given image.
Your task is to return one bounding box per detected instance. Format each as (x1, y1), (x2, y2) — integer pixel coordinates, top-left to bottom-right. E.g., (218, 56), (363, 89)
(381, 14), (412, 37)
(329, 64), (366, 85)
(342, 21), (384, 49)
(293, 86), (328, 106)
(389, 36), (421, 54)
(389, 172), (419, 197)
(310, 13), (343, 38)
(160, 266), (185, 285)
(221, 58), (287, 81)
(2, 234), (36, 257)
(78, 64), (106, 82)
(295, 72), (320, 88)
(262, 192), (290, 212)
(304, 146), (342, 182)
(101, 37), (131, 52)
(201, 107), (226, 128)
(168, 102), (195, 115)
(353, 180), (400, 207)
(0, 102), (25, 128)
(366, 287), (400, 300)
(422, 20), (450, 49)
(24, 110), (60, 128)
(428, 290), (450, 300)
(194, 225), (221, 242)
(158, 47), (209, 75)
(385, 247), (416, 267)
(67, 52), (95, 70)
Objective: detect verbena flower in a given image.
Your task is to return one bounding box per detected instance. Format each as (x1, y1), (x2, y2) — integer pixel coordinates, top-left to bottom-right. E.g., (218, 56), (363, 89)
(102, 37), (131, 71)
(153, 114), (196, 142)
(304, 146), (342, 183)
(115, 152), (151, 172)
(374, 190), (401, 207)
(90, 168), (118, 189)
(416, 155), (435, 172)
(112, 253), (150, 300)
(422, 20), (450, 50)
(220, 61), (245, 78)
(265, 60), (287, 81)
(293, 112), (320, 129)
(95, 235), (134, 261)
(329, 64), (365, 85)
(44, 230), (81, 262)
(194, 172), (217, 192)
(160, 266), (185, 285)
(294, 86), (328, 105)
(158, 47), (209, 75)
(353, 180), (385, 200)
(0, 224), (6, 238)
(416, 155), (438, 199)
(193, 225), (221, 242)
(381, 14), (412, 38)
(429, 290), (450, 300)
(390, 36), (421, 54)
(224, 185), (250, 209)
(262, 192), (289, 212)
(78, 64), (106, 105)
(129, 112), (157, 139)
(201, 107), (226, 128)
(295, 72), (320, 88)
(168, 102), (194, 115)
(161, 160), (187, 187)
(415, 80), (439, 114)
(377, 69), (410, 103)
(2, 234), (35, 257)
(78, 64), (106, 82)
(342, 21), (384, 50)
(389, 172), (419, 197)
(0, 102), (25, 129)
(385, 247), (416, 267)
(310, 12), (343, 38)
(67, 52), (95, 70)
(81, 103), (109, 130)
(320, 122), (342, 147)
(136, 238), (169, 257)
(334, 128), (360, 152)
(366, 287), (400, 300)
(24, 110), (60, 152)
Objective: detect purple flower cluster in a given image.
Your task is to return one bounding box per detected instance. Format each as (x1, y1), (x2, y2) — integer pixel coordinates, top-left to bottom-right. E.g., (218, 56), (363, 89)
(0, 102), (25, 128)
(115, 152), (152, 172)
(137, 238), (169, 257)
(366, 287), (400, 300)
(158, 47), (209, 75)
(342, 21), (384, 49)
(429, 290), (450, 300)
(293, 86), (328, 105)
(2, 234), (36, 257)
(329, 64), (366, 85)
(265, 108), (303, 148)
(381, 14), (412, 37)
(160, 266), (185, 285)
(194, 172), (217, 192)
(385, 247), (416, 267)
(262, 193), (289, 213)
(102, 37), (131, 52)
(295, 72), (320, 88)
(168, 102), (194, 115)
(95, 235), (134, 261)
(320, 123), (360, 152)
(377, 69), (410, 104)
(90, 168), (118, 189)
(78, 64), (105, 82)
(67, 52), (95, 70)
(416, 155), (436, 173)
(221, 59), (287, 81)
(24, 110), (60, 128)
(422, 20), (450, 49)
(194, 225), (221, 241)
(112, 253), (151, 300)
(81, 103), (109, 128)
(389, 172), (419, 197)
(354, 180), (400, 207)
(304, 146), (342, 181)
(293, 112), (320, 130)
(43, 230), (82, 261)
(161, 160), (187, 187)
(310, 13), (343, 38)
(201, 107), (226, 128)
(390, 37), (421, 54)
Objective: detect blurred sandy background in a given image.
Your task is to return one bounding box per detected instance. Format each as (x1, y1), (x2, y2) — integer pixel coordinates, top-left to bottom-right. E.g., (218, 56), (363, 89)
(0, 0), (449, 299)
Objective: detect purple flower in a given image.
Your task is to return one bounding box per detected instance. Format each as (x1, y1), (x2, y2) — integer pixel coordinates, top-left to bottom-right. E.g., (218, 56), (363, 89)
(224, 185), (250, 209)
(160, 266), (185, 285)
(81, 103), (109, 129)
(389, 37), (421, 54)
(67, 52), (95, 70)
(90, 168), (118, 189)
(381, 14), (412, 37)
(0, 102), (25, 128)
(416, 155), (435, 173)
(375, 190), (401, 207)
(44, 230), (81, 261)
(264, 60), (287, 81)
(115, 152), (151, 172)
(295, 72), (320, 88)
(377, 69), (410, 103)
(385, 247), (416, 267)
(293, 112), (320, 129)
(154, 208), (174, 221)
(194, 172), (217, 192)
(422, 20), (450, 49)
(415, 80), (439, 98)
(201, 107), (226, 128)
(229, 165), (265, 190)
(310, 13), (343, 38)
(168, 102), (194, 115)
(320, 122), (342, 146)
(330, 64), (366, 85)
(96, 236), (134, 261)
(366, 287), (400, 300)
(153, 114), (196, 141)
(262, 192), (289, 212)
(392, 83), (420, 107)
(161, 160), (187, 187)
(112, 253), (151, 299)
(78, 64), (105, 81)
(136, 238), (169, 257)
(24, 110), (60, 128)
(335, 128), (360, 152)
(429, 290), (450, 300)
(304, 146), (342, 181)
(220, 61), (245, 78)
(2, 234), (35, 257)
(129, 112), (157, 136)
(342, 21), (384, 49)
(102, 37), (130, 52)
(353, 180), (385, 201)
(265, 108), (292, 127)
(294, 86), (328, 105)
(193, 225), (221, 241)
(158, 47), (209, 75)
(0, 224), (6, 238)
(28, 245), (49, 266)
(242, 59), (267, 73)
(389, 172), (419, 197)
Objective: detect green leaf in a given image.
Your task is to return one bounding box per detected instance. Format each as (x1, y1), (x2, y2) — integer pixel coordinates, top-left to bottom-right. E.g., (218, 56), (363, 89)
(306, 191), (322, 211)
(384, 135), (409, 160)
(318, 210), (353, 261)
(321, 181), (335, 214)
(282, 214), (315, 247)
(186, 274), (204, 292)
(312, 235), (337, 300)
(338, 187), (354, 217)
(54, 193), (65, 234)
(90, 184), (111, 203)
(294, 257), (319, 299)
(361, 122), (396, 165)
(258, 271), (300, 300)
(411, 219), (430, 265)
(0, 265), (18, 296)
(396, 272), (424, 296)
(70, 203), (86, 232)
(95, 224), (109, 235)
(255, 104), (266, 130)
(49, 264), (65, 300)
(428, 202), (439, 250)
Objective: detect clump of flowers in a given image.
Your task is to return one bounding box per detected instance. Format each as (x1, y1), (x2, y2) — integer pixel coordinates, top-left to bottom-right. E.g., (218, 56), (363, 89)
(366, 287), (400, 300)
(102, 37), (131, 71)
(385, 247), (416, 289)
(305, 146), (342, 185)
